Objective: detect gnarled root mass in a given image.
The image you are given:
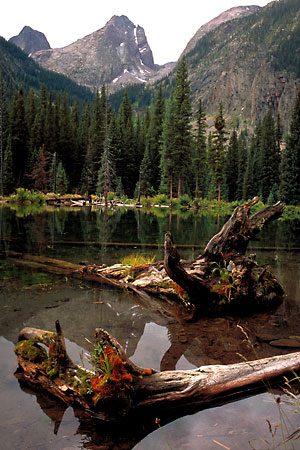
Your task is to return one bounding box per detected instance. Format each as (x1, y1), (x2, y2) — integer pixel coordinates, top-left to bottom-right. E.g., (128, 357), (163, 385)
(163, 197), (285, 312)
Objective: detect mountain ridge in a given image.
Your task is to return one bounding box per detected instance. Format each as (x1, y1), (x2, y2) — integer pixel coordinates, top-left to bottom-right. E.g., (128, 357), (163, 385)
(181, 5), (261, 57)
(30, 15), (172, 90)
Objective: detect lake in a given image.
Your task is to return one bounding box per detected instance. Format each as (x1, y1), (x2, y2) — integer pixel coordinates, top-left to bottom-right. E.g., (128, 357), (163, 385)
(0, 204), (300, 450)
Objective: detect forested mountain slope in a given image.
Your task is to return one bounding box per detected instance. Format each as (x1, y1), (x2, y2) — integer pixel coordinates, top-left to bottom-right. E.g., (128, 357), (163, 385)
(0, 36), (93, 106)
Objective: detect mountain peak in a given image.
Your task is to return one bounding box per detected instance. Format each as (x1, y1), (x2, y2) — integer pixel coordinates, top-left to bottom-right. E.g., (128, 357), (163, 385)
(9, 26), (50, 55)
(31, 15), (158, 90)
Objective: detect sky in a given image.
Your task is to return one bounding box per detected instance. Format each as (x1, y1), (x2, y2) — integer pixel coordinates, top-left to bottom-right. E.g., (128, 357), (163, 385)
(1, 0), (271, 65)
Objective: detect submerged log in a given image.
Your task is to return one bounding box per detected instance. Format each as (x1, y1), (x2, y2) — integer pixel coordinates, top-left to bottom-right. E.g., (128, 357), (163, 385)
(6, 198), (285, 314)
(15, 322), (300, 421)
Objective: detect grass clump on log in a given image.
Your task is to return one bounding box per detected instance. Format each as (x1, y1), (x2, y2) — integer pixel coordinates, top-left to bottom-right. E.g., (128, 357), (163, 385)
(120, 253), (156, 267)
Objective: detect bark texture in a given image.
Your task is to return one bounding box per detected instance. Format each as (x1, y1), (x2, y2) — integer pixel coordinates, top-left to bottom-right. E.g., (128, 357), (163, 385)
(15, 323), (300, 421)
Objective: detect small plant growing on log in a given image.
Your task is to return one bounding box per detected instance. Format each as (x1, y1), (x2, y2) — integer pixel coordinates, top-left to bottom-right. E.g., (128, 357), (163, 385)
(14, 339), (47, 363)
(41, 333), (70, 378)
(210, 260), (236, 303)
(89, 343), (133, 405)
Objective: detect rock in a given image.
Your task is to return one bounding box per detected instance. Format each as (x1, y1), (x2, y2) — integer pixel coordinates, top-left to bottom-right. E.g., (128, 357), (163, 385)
(269, 339), (300, 349)
(256, 333), (280, 343)
(9, 26), (50, 54)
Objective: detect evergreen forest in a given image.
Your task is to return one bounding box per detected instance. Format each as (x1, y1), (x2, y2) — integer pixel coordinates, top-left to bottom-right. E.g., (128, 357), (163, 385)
(1, 57), (300, 205)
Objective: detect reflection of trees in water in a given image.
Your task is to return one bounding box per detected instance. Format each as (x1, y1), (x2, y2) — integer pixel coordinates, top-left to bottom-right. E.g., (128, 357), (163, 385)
(95, 207), (123, 242)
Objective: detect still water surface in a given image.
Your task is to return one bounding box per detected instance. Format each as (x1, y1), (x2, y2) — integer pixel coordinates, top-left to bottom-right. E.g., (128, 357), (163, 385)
(0, 205), (300, 450)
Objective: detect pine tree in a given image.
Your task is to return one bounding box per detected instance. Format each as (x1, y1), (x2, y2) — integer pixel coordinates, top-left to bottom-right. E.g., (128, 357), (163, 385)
(45, 91), (57, 156)
(251, 121), (263, 197)
(135, 113), (146, 168)
(139, 145), (153, 196)
(86, 87), (107, 192)
(237, 132), (248, 200)
(31, 145), (49, 192)
(259, 109), (280, 202)
(58, 92), (73, 182)
(78, 103), (91, 193)
(116, 91), (136, 197)
(10, 87), (28, 187)
(69, 101), (80, 187)
(280, 89), (300, 204)
(159, 94), (176, 199)
(49, 152), (57, 193)
(172, 57), (193, 197)
(56, 161), (69, 194)
(225, 129), (238, 201)
(145, 84), (165, 192)
(96, 92), (118, 204)
(0, 77), (8, 196)
(209, 102), (227, 201)
(194, 99), (207, 198)
(3, 134), (14, 194)
(26, 88), (37, 155)
(243, 135), (256, 200)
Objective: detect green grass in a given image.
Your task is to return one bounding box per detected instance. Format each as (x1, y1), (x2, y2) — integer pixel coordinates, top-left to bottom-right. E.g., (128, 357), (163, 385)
(120, 253), (156, 266)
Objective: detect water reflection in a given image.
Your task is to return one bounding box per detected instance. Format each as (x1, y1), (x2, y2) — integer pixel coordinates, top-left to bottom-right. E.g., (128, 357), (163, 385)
(1, 205), (300, 449)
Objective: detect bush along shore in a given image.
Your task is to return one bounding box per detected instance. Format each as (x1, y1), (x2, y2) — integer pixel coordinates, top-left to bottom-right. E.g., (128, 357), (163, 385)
(1, 189), (300, 220)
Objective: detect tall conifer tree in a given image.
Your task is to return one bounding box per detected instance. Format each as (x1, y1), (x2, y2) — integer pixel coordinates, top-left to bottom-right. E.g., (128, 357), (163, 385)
(259, 109), (280, 202)
(209, 102), (227, 201)
(160, 94), (176, 199)
(116, 91), (136, 197)
(10, 87), (28, 187)
(194, 99), (207, 198)
(0, 77), (8, 196)
(145, 84), (165, 192)
(237, 132), (248, 200)
(280, 89), (300, 204)
(225, 129), (238, 201)
(171, 56), (193, 197)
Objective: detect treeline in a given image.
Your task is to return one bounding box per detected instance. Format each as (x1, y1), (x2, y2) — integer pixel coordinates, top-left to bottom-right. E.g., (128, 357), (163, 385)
(1, 57), (300, 205)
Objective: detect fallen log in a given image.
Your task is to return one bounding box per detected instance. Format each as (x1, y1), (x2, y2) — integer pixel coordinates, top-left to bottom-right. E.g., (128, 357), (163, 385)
(15, 322), (300, 422)
(6, 197), (285, 314)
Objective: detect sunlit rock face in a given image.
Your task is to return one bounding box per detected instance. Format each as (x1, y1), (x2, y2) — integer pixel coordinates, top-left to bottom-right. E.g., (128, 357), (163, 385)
(30, 15), (163, 90)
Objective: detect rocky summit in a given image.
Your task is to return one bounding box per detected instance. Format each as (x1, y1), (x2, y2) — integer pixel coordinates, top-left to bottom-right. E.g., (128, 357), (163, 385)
(9, 26), (50, 55)
(31, 15), (165, 90)
(181, 5), (260, 56)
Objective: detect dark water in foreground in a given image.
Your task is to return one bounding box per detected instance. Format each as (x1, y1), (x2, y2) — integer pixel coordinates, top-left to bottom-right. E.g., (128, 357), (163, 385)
(0, 205), (300, 450)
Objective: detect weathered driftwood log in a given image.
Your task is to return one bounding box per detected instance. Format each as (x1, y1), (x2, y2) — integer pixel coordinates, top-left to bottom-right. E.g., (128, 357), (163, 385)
(6, 197), (285, 314)
(15, 322), (300, 422)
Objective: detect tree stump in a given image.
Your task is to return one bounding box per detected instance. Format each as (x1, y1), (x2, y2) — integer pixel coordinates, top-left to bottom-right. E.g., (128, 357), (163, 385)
(164, 197), (285, 312)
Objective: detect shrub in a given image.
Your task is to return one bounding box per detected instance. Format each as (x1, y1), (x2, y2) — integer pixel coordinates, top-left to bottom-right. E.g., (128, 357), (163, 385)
(152, 194), (170, 206)
(9, 188), (45, 205)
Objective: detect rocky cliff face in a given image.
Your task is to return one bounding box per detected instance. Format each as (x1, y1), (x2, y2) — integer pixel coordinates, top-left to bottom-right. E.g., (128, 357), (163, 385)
(31, 15), (162, 90)
(9, 26), (50, 55)
(183, 0), (300, 128)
